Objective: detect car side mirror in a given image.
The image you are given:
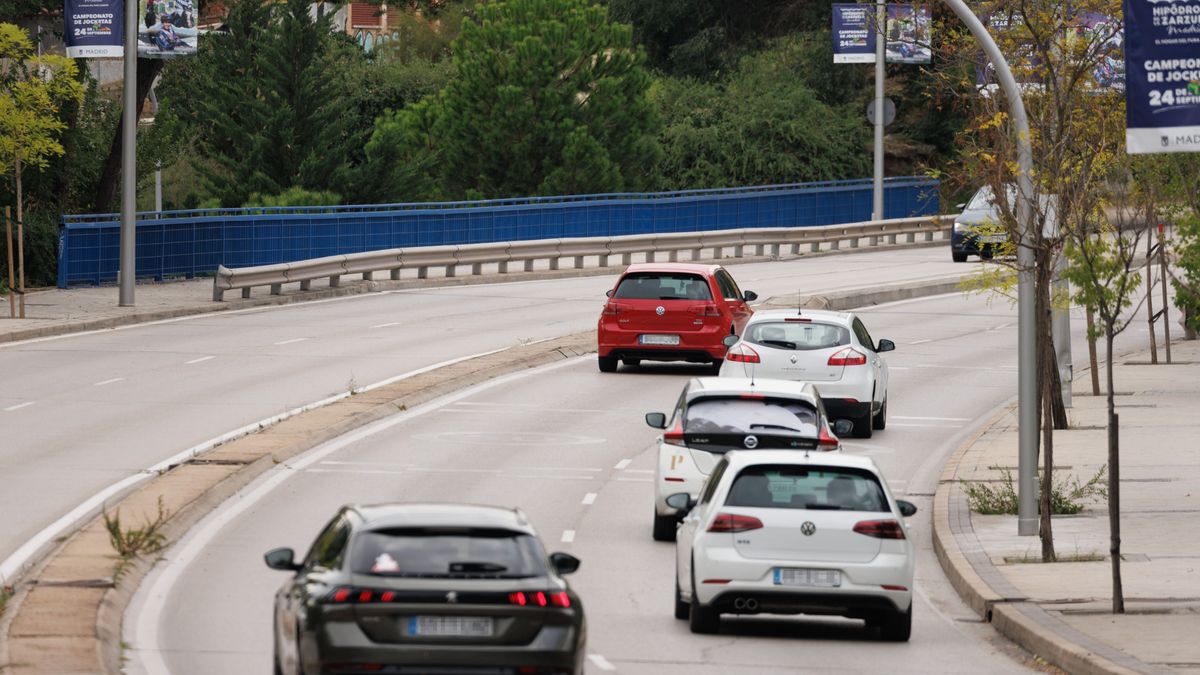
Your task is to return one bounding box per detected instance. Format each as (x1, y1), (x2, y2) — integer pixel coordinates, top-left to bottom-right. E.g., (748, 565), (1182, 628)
(549, 552), (581, 575)
(743, 290), (758, 302)
(722, 334), (739, 347)
(645, 412), (667, 429)
(832, 419), (854, 436)
(264, 547), (301, 572)
(605, 289), (614, 298)
(897, 500), (918, 517)
(665, 492), (696, 515)
(956, 202), (967, 210)
(876, 339), (895, 353)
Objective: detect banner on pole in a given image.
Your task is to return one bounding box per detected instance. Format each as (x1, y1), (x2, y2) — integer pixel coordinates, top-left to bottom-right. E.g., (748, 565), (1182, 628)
(1124, 0), (1200, 154)
(64, 0), (123, 58)
(833, 4), (876, 64)
(137, 0), (200, 58)
(886, 4), (931, 64)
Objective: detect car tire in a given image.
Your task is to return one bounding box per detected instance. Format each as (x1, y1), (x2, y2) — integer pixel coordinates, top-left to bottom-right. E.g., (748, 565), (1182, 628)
(878, 605), (913, 642)
(652, 511), (677, 542)
(951, 250), (968, 263)
(853, 411), (874, 438)
(708, 358), (723, 375)
(674, 579), (689, 620)
(689, 593), (720, 634)
(623, 357), (642, 367)
(873, 397), (888, 431)
(598, 355), (618, 373)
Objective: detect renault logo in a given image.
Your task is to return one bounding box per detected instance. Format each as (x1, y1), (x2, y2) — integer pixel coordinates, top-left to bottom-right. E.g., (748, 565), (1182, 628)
(790, 355), (798, 364)
(655, 306), (665, 316)
(801, 521), (816, 536)
(445, 591), (458, 604)
(743, 435), (758, 449)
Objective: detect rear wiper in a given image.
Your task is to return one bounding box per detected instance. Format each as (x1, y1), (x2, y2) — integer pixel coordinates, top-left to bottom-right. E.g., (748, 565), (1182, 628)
(448, 561), (508, 573)
(760, 339), (797, 350)
(805, 504), (846, 510)
(749, 423), (803, 433)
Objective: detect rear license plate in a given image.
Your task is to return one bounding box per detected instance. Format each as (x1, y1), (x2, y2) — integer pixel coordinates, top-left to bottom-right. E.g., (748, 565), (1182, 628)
(981, 234), (1006, 244)
(639, 334), (680, 346)
(774, 568), (841, 588)
(410, 615), (494, 637)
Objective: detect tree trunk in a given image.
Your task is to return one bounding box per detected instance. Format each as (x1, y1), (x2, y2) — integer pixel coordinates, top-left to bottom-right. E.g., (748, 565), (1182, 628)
(92, 58), (165, 212)
(1040, 312), (1056, 561)
(1046, 346), (1069, 429)
(1087, 306), (1101, 395)
(16, 157), (25, 319)
(1105, 331), (1124, 613)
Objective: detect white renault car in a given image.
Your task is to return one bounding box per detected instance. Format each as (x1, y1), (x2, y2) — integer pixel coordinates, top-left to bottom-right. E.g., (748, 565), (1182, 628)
(719, 309), (894, 438)
(644, 378), (852, 541)
(670, 451), (916, 640)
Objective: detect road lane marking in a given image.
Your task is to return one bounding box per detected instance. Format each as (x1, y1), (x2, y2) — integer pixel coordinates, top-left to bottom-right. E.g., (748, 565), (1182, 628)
(888, 366), (911, 370)
(613, 477), (653, 483)
(892, 416), (970, 422)
(588, 654), (616, 671)
(273, 337), (308, 345)
(888, 423), (964, 429)
(94, 377), (125, 386)
(582, 493), (597, 505)
(561, 530), (575, 543)
(3, 401), (35, 412)
(371, 322), (401, 329)
(184, 355), (214, 365)
(623, 469), (654, 474)
(614, 459), (632, 470)
(910, 339), (932, 345)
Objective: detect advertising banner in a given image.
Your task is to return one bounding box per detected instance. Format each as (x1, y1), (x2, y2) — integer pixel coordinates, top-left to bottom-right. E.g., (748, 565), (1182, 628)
(64, 0), (123, 58)
(138, 0), (199, 58)
(1124, 0), (1200, 154)
(833, 4), (876, 64)
(886, 4), (931, 64)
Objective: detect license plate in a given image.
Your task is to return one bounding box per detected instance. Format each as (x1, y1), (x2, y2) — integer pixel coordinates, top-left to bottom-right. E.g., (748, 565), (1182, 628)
(410, 615), (494, 637)
(981, 234), (1006, 244)
(639, 334), (680, 346)
(774, 568), (841, 588)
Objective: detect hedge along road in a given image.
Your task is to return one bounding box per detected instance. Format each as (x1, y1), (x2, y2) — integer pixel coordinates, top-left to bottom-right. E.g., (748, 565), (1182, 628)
(0, 246), (971, 583)
(127, 290), (1070, 675)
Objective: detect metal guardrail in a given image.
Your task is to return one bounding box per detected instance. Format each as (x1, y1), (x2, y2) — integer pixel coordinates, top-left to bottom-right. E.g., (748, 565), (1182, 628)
(213, 215), (955, 301)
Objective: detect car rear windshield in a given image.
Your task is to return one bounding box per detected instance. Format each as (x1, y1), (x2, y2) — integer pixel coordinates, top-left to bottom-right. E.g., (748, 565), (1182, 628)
(744, 321), (850, 351)
(613, 273), (712, 301)
(685, 398), (819, 438)
(725, 465), (888, 512)
(350, 528), (549, 578)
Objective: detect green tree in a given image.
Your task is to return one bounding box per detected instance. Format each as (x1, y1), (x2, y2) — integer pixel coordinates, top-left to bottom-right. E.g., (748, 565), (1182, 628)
(371, 0), (662, 200)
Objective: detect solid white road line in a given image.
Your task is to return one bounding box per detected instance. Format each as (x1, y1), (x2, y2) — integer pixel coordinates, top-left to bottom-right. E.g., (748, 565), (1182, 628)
(94, 377), (125, 386)
(273, 337), (308, 346)
(184, 356), (214, 365)
(3, 401), (36, 412)
(561, 530), (576, 543)
(127, 356), (587, 675)
(891, 415), (971, 422)
(613, 459), (632, 470)
(582, 493), (598, 505)
(588, 654), (616, 671)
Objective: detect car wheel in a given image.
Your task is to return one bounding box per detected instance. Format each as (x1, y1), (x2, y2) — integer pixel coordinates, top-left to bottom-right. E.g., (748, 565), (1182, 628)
(708, 358), (723, 375)
(878, 605), (913, 642)
(951, 250), (968, 263)
(598, 355), (618, 373)
(623, 357), (642, 367)
(652, 511), (677, 542)
(674, 579), (689, 620)
(980, 248), (994, 260)
(853, 411), (874, 438)
(688, 568), (720, 634)
(873, 397), (888, 431)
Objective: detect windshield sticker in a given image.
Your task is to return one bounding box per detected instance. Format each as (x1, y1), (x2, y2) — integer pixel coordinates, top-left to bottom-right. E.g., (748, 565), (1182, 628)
(371, 552), (400, 573)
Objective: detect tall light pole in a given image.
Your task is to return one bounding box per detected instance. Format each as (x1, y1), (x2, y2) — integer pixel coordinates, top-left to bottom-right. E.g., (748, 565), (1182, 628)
(940, 0), (1038, 536)
(872, 0), (886, 221)
(119, 0), (138, 306)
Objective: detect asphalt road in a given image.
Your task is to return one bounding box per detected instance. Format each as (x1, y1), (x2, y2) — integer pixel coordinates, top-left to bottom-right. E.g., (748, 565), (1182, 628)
(128, 291), (1083, 674)
(0, 247), (969, 575)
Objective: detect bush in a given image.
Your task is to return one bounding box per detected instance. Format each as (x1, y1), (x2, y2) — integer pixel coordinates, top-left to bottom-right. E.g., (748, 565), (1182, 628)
(0, 207), (62, 289)
(1173, 214), (1200, 337)
(963, 465), (1107, 516)
(244, 187), (341, 208)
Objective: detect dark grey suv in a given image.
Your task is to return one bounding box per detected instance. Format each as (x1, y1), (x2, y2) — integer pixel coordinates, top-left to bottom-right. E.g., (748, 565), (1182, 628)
(265, 503), (586, 675)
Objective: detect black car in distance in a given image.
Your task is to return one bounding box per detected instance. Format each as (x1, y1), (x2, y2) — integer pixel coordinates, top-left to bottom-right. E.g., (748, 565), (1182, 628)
(265, 503), (586, 675)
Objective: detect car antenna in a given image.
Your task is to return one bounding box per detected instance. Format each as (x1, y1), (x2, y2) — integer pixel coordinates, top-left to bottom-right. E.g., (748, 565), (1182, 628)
(798, 288), (803, 316)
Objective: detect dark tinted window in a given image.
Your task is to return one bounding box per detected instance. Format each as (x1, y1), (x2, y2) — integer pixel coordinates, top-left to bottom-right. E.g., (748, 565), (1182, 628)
(725, 465), (888, 512)
(745, 321), (850, 351)
(349, 528), (548, 578)
(304, 515), (351, 569)
(613, 273), (712, 300)
(685, 398), (818, 436)
(852, 318), (876, 352)
(699, 459), (729, 505)
(714, 270), (740, 300)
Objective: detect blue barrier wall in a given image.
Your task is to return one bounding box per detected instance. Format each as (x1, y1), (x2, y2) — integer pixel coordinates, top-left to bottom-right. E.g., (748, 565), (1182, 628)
(57, 177), (939, 287)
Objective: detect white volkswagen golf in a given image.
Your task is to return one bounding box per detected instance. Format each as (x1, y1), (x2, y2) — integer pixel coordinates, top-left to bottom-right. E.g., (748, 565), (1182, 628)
(670, 451), (916, 640)
(644, 378), (851, 541)
(719, 309), (894, 438)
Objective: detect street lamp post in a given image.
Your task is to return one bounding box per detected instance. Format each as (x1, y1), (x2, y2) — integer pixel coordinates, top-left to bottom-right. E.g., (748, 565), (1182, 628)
(872, 0), (886, 222)
(119, 0), (138, 306)
(940, 0), (1039, 536)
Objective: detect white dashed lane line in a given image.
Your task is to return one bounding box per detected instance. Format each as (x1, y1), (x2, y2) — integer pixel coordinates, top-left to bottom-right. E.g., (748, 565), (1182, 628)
(371, 322), (401, 329)
(613, 459), (632, 470)
(184, 356), (214, 365)
(561, 530), (576, 543)
(94, 377), (125, 386)
(582, 493), (598, 505)
(891, 415), (970, 421)
(3, 401), (35, 412)
(588, 654), (616, 671)
(273, 337), (309, 346)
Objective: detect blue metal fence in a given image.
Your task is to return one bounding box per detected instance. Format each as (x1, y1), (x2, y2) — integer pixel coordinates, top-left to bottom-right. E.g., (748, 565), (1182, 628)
(57, 177), (939, 287)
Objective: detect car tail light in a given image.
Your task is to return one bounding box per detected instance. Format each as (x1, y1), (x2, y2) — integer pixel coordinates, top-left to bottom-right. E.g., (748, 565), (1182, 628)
(785, 317), (812, 323)
(690, 303), (722, 317)
(708, 513), (763, 533)
(828, 347), (867, 366)
(663, 421), (686, 447)
(602, 302), (628, 315)
(726, 344), (760, 364)
(853, 519), (906, 539)
(818, 425), (839, 450)
(508, 591), (570, 608)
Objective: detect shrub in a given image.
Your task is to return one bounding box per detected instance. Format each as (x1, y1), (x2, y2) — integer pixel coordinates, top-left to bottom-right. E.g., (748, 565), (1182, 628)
(963, 465), (1107, 515)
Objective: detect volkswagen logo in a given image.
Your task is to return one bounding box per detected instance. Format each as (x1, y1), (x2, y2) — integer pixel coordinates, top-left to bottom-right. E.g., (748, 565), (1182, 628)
(655, 306), (666, 316)
(445, 591), (458, 604)
(743, 435), (758, 449)
(801, 521), (816, 536)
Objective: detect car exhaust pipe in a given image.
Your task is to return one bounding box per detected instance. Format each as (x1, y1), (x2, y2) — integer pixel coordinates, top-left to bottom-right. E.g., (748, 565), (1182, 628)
(733, 598), (747, 610)
(732, 597), (758, 612)
(744, 598), (758, 611)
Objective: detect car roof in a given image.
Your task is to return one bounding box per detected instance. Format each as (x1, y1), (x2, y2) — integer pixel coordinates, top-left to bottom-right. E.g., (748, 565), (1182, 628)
(721, 450), (881, 474)
(685, 377), (821, 403)
(347, 503), (536, 534)
(747, 308), (853, 325)
(620, 262), (721, 275)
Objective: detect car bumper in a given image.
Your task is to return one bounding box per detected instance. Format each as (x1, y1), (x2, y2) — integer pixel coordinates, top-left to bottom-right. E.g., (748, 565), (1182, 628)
(597, 324), (728, 361)
(821, 398), (873, 421)
(951, 231), (1004, 254)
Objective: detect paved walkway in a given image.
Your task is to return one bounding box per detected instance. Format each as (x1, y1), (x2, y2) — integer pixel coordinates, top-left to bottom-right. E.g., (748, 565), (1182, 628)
(936, 340), (1200, 674)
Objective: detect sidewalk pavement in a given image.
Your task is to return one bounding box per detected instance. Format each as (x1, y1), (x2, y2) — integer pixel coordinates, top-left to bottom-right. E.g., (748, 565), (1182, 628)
(935, 340), (1200, 674)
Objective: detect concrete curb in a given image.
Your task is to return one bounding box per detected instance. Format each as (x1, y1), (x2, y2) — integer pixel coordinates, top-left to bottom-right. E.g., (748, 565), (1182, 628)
(0, 239), (948, 345)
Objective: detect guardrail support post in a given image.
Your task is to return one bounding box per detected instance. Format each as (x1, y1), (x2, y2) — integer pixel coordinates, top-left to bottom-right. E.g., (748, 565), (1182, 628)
(363, 271), (373, 281)
(646, 251), (655, 263)
(499, 261), (508, 274)
(242, 287), (251, 299)
(868, 235), (879, 247)
(830, 240), (840, 251)
(418, 267), (428, 279)
(770, 244), (779, 258)
(850, 236), (860, 249)
(213, 287), (224, 302)
(810, 242), (820, 253)
(906, 232), (915, 243)
(755, 244), (764, 256)
(691, 247), (701, 261)
(734, 245), (744, 258)
(270, 283), (282, 295)
(524, 259), (534, 272)
(549, 258), (559, 271)
(712, 246), (722, 259)
(472, 263), (482, 275)
(330, 274), (341, 287)
(390, 268), (401, 280)
(669, 250), (678, 262)
(599, 254), (609, 267)
(574, 256), (584, 269)
(622, 253), (632, 265)
(300, 280), (311, 291)
(446, 264), (456, 278)
(887, 233), (897, 245)
(924, 231), (934, 242)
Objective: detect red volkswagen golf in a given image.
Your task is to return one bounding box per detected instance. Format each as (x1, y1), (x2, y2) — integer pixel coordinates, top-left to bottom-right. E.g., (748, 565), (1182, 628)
(596, 263), (757, 372)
